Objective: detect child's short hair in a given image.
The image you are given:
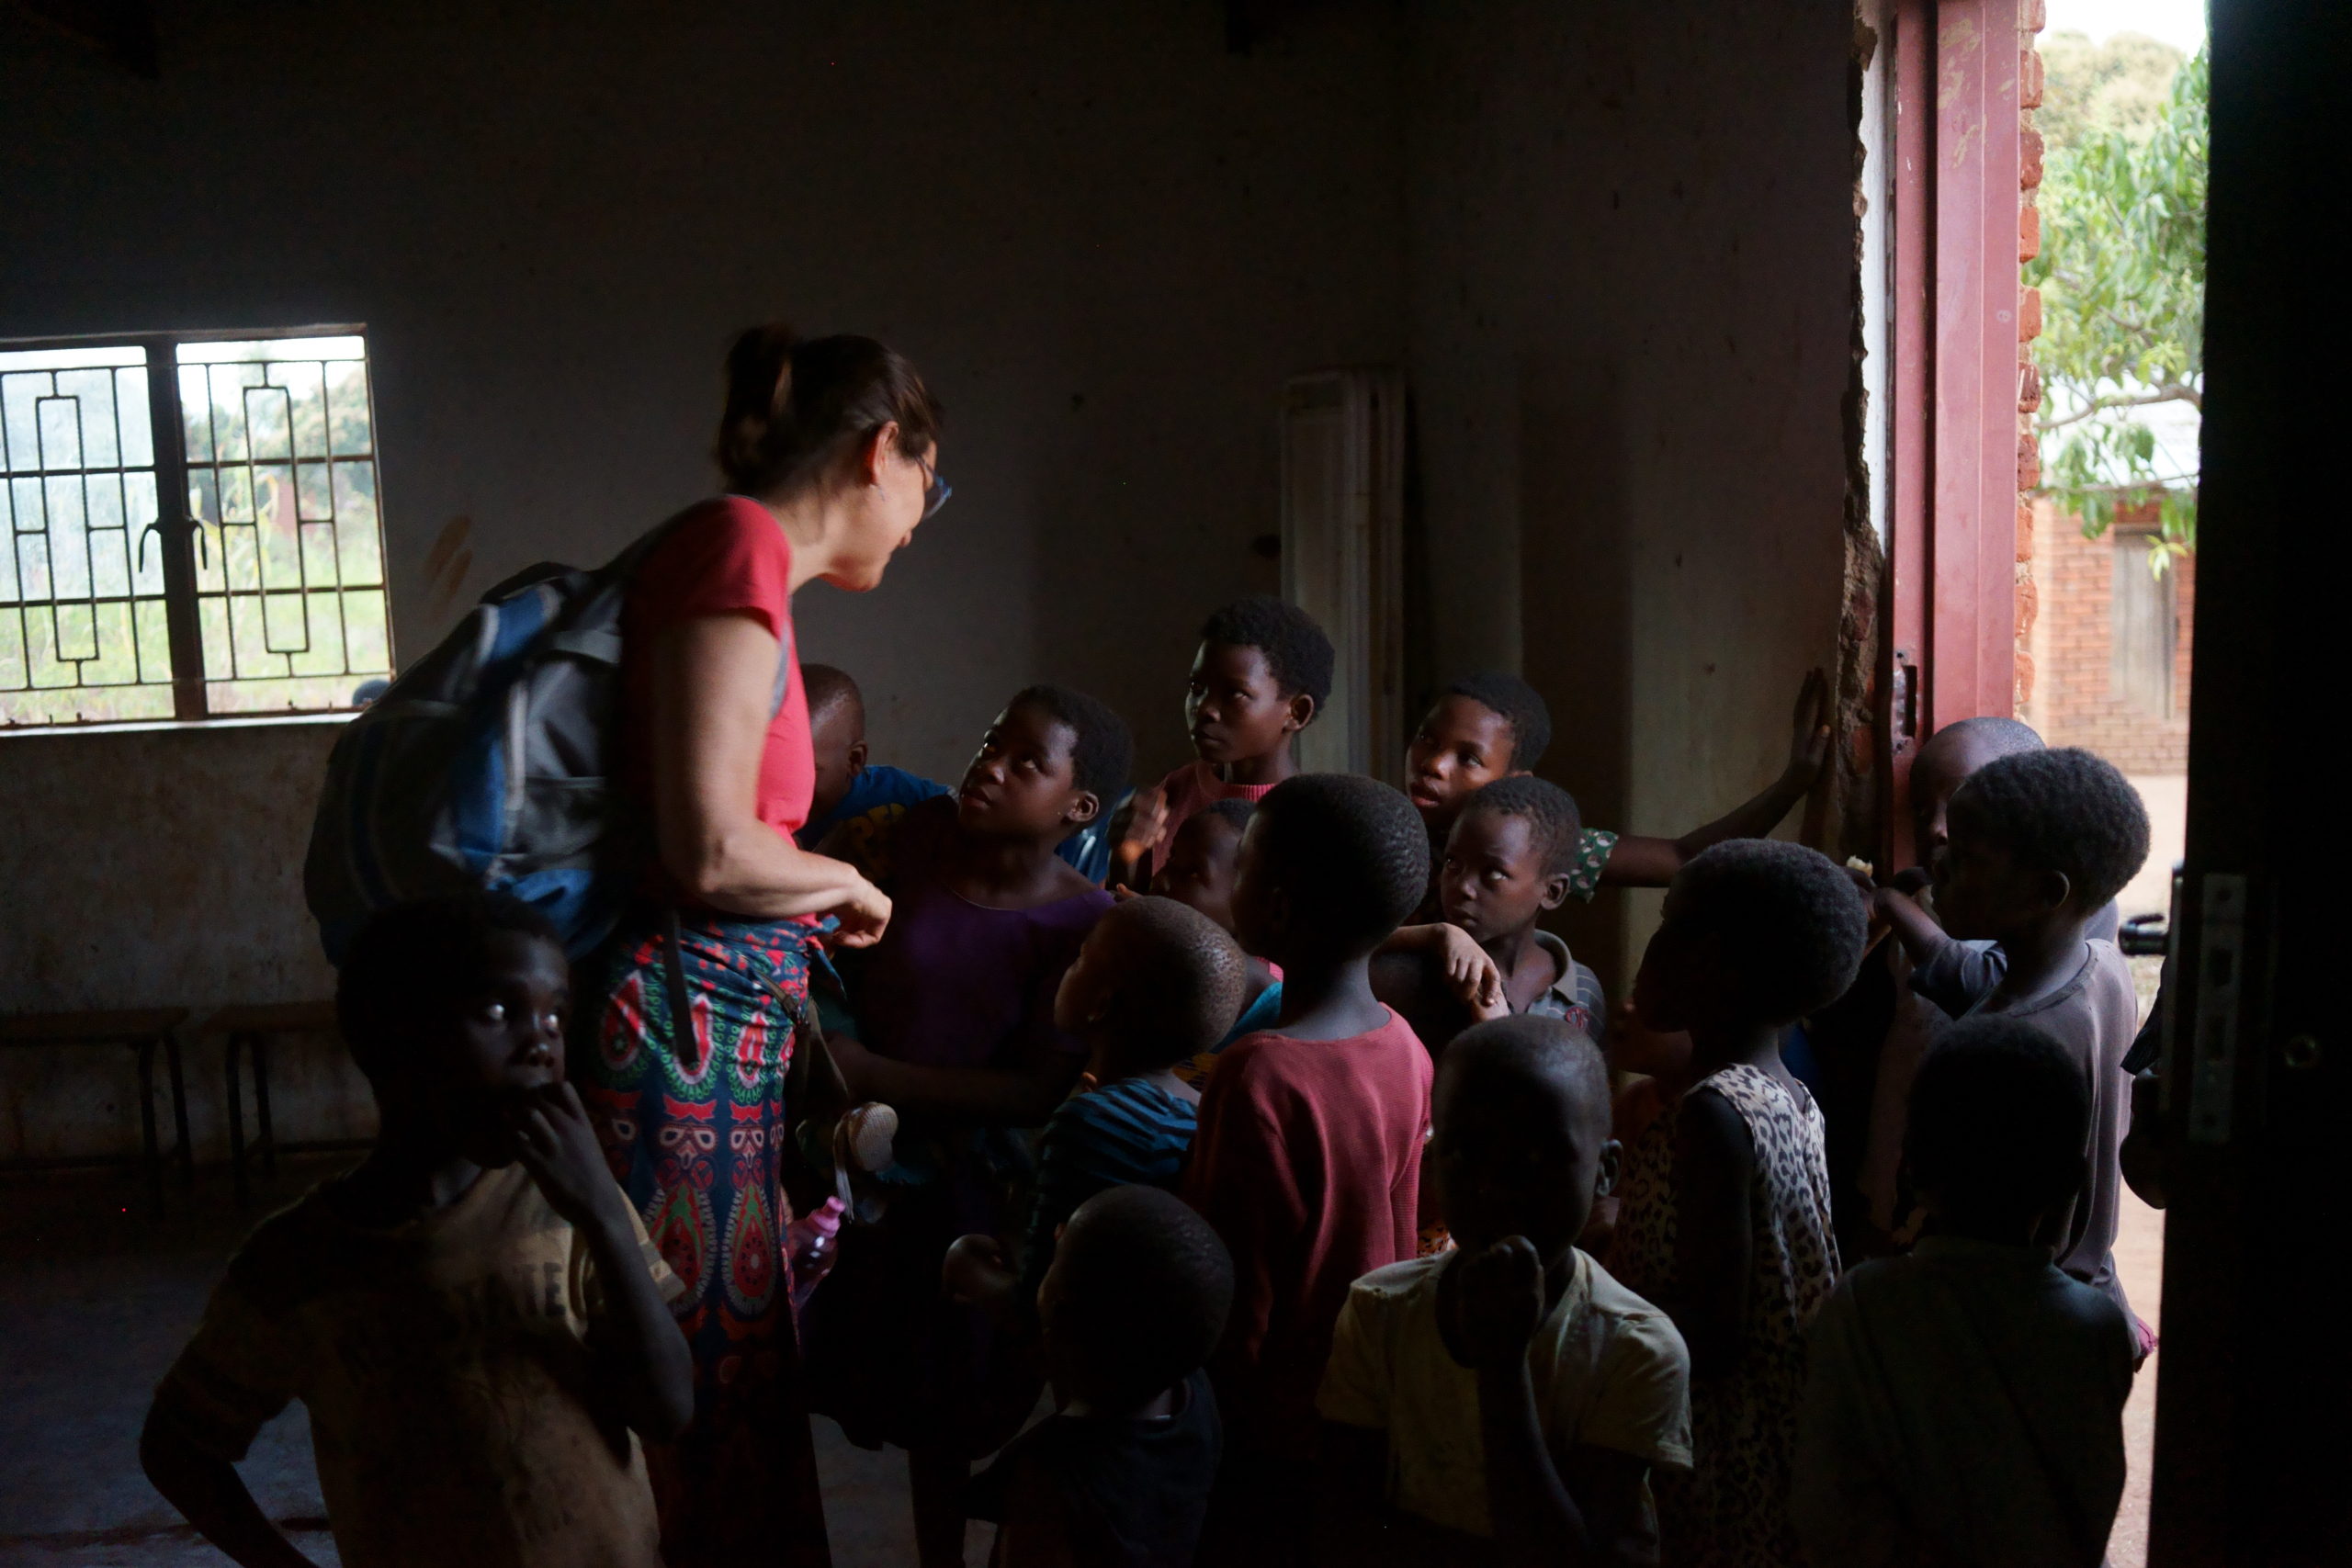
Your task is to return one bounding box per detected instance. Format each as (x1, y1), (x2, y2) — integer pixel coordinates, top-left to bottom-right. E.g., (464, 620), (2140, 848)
(1670, 840), (1870, 1024)
(1196, 797), (1258, 836)
(1953, 746), (2151, 912)
(1049, 1185), (1235, 1408)
(1092, 897), (1249, 1064)
(1906, 1016), (2090, 1224)
(1198, 595), (1335, 714)
(1009, 683), (1135, 803)
(335, 891), (564, 1076)
(1444, 671), (1553, 770)
(1437, 1014), (1609, 1129)
(1254, 774), (1429, 953)
(800, 662), (861, 723)
(1458, 775), (1583, 876)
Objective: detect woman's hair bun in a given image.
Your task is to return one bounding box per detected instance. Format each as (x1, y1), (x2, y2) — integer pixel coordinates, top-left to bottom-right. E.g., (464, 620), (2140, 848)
(714, 322), (941, 500)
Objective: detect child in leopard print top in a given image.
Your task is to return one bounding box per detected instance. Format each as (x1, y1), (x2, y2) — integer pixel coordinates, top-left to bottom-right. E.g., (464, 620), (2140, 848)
(1606, 841), (1870, 1568)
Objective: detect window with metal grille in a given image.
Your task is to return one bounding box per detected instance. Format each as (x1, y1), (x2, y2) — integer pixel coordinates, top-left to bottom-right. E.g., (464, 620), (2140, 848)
(0, 329), (394, 729)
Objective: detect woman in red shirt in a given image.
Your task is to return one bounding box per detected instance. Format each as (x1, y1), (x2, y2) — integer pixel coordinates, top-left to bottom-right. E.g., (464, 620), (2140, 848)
(579, 324), (944, 1567)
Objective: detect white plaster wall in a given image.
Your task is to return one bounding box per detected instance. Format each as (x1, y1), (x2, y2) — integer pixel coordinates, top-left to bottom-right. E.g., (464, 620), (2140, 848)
(1403, 0), (1858, 983)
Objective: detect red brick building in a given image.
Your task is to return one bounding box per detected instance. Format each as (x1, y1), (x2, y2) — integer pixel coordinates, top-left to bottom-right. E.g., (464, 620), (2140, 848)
(2020, 498), (2195, 772)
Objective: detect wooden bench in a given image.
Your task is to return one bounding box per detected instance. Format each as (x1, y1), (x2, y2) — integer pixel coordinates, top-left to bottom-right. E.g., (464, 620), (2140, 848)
(0, 1009), (193, 1215)
(196, 1001), (370, 1208)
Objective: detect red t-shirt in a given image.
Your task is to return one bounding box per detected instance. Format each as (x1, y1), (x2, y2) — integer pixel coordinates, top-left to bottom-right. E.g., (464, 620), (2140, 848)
(1183, 1008), (1432, 1463)
(621, 498), (815, 879)
(1148, 760), (1281, 875)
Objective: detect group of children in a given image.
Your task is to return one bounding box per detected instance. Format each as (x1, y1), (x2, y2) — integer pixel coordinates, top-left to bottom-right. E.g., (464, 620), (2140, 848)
(145, 592), (2157, 1568)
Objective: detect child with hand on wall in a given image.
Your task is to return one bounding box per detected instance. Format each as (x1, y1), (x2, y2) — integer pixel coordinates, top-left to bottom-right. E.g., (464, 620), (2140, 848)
(1794, 1016), (2137, 1568)
(1403, 669), (1834, 917)
(1183, 773), (1435, 1568)
(968, 1187), (1234, 1568)
(142, 894), (691, 1568)
(942, 894), (1247, 1312)
(801, 684), (1128, 1568)
(1112, 596), (1334, 886)
(1317, 1016), (1692, 1567)
(1606, 840), (1869, 1568)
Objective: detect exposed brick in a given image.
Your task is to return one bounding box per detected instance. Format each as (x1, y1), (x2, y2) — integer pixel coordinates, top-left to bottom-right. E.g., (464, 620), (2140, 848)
(2016, 648), (2035, 709)
(2018, 359), (2042, 413)
(2023, 0), (2047, 33)
(2018, 430), (2041, 490)
(2021, 124), (2045, 190)
(2021, 48), (2045, 108)
(2017, 497), (2036, 560)
(2017, 571), (2039, 637)
(2019, 287), (2042, 342)
(2019, 201), (2041, 263)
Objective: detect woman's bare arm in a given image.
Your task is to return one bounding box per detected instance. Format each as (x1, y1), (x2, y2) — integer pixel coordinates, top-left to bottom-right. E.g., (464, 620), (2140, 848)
(650, 614), (888, 941)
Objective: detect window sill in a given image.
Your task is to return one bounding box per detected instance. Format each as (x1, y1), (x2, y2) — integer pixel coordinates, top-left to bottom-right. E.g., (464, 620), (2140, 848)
(0, 711), (359, 741)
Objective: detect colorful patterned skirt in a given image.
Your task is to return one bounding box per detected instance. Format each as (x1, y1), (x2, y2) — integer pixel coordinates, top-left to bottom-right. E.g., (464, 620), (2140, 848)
(575, 907), (833, 1568)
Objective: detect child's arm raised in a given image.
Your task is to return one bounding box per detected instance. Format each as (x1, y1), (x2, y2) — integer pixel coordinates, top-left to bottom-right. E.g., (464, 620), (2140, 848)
(1598, 670), (1832, 888)
(512, 1085), (695, 1444)
(140, 1416), (320, 1568)
(1666, 1088), (1757, 1376)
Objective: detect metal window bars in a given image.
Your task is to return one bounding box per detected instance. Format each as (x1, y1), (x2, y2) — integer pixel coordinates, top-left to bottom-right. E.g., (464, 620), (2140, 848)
(0, 329), (396, 728)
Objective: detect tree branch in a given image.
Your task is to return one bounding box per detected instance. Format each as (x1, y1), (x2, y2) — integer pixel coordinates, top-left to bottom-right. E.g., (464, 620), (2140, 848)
(2037, 382), (2203, 431)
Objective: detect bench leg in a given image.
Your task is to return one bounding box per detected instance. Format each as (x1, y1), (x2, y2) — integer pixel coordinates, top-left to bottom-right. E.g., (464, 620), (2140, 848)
(136, 1038), (163, 1219)
(226, 1032), (250, 1209)
(165, 1032), (193, 1189)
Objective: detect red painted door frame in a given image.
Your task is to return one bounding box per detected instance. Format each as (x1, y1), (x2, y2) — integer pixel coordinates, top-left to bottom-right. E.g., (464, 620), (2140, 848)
(1883, 0), (2025, 870)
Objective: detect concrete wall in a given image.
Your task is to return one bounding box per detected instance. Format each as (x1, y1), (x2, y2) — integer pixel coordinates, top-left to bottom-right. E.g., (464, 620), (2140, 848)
(0, 0), (1408, 1158)
(1404, 0), (1858, 983)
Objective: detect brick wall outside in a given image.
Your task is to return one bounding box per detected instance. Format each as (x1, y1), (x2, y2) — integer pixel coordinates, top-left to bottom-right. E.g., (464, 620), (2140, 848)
(2020, 497), (2196, 771)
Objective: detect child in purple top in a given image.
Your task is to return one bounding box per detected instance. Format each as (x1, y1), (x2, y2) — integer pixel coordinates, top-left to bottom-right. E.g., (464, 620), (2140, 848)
(803, 684), (1131, 1568)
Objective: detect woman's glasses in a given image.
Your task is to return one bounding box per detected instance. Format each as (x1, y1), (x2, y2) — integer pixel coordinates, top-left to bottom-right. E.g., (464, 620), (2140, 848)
(921, 459), (954, 520)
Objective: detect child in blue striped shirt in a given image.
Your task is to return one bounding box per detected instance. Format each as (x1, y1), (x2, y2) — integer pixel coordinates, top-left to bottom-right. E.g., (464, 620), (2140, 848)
(945, 896), (1250, 1309)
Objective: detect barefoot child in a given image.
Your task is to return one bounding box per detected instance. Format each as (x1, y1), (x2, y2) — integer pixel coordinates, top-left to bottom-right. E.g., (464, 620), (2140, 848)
(1113, 596), (1334, 885)
(1607, 841), (1869, 1568)
(943, 895), (1248, 1311)
(1927, 746), (2149, 1322)
(142, 895), (692, 1568)
(1317, 1017), (1692, 1566)
(802, 684), (1129, 1568)
(1183, 773), (1435, 1566)
(969, 1187), (1235, 1568)
(1793, 1016), (2137, 1568)
(1403, 670), (1834, 917)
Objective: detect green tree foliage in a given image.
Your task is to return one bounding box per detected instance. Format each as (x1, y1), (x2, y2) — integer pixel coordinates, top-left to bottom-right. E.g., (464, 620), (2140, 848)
(2027, 39), (2206, 570)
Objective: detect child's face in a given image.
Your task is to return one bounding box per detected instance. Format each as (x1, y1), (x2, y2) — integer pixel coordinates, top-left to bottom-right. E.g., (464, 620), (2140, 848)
(1439, 807), (1568, 944)
(1054, 919), (1120, 1040)
(1185, 641), (1308, 768)
(807, 698), (868, 825)
(1151, 813), (1243, 932)
(398, 931), (571, 1167)
(1908, 728), (2013, 873)
(957, 703), (1097, 841)
(1433, 1064), (1617, 1259)
(1932, 792), (2066, 940)
(1227, 814), (1285, 959)
(1405, 696), (1518, 826)
(1632, 891), (1712, 1033)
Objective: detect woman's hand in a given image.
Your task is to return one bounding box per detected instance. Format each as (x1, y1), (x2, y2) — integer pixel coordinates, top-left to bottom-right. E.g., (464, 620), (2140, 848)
(828, 878), (893, 949)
